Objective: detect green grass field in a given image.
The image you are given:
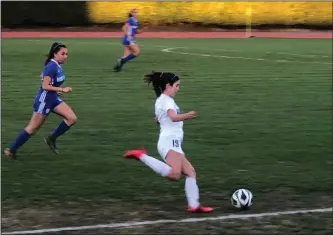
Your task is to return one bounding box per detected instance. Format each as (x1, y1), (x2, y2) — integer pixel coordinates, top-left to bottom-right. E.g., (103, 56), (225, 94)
(1, 38), (332, 234)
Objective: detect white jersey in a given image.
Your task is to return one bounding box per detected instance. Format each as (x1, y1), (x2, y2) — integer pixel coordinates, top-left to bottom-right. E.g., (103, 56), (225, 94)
(155, 94), (184, 139)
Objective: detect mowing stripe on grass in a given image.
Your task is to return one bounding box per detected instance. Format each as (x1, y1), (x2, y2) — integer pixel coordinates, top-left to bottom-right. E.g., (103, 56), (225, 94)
(24, 40), (331, 59)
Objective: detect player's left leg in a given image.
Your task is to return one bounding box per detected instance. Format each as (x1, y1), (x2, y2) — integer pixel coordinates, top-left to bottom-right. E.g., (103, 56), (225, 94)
(182, 156), (213, 213)
(45, 101), (77, 154)
(114, 46), (131, 71)
(114, 37), (130, 72)
(128, 43), (140, 57)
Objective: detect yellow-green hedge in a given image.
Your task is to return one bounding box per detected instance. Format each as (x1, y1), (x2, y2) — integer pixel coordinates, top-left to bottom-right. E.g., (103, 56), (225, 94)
(86, 2), (332, 26)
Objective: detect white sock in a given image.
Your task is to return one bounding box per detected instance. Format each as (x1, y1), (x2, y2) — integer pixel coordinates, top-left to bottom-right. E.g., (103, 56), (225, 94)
(185, 177), (200, 208)
(140, 154), (171, 177)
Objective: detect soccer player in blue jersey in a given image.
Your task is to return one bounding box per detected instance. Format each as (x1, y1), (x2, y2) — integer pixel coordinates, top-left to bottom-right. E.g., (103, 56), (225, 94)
(4, 42), (77, 159)
(113, 8), (141, 72)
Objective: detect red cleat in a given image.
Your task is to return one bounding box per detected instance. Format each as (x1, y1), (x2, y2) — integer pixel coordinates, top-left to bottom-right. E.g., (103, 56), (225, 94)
(187, 205), (214, 213)
(123, 149), (146, 161)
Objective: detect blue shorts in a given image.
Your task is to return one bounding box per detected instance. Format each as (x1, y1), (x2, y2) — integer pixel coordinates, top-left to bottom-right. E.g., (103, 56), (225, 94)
(122, 35), (136, 46)
(33, 97), (63, 116)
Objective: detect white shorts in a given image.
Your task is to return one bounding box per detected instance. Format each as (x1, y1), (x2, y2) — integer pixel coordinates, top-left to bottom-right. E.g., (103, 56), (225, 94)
(157, 135), (184, 161)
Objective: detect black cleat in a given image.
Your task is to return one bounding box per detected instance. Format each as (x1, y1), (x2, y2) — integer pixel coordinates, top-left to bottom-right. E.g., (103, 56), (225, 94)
(44, 136), (59, 154)
(113, 59), (123, 72)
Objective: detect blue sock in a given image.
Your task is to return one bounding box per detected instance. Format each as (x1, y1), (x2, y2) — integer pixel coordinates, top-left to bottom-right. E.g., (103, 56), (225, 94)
(9, 130), (31, 153)
(121, 53), (136, 64)
(50, 121), (71, 140)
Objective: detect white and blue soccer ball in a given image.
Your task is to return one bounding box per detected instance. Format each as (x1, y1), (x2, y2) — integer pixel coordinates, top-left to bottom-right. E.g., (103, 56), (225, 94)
(231, 188), (253, 209)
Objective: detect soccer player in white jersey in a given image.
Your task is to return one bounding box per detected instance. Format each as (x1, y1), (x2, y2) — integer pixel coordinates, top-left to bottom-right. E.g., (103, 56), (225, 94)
(123, 71), (213, 213)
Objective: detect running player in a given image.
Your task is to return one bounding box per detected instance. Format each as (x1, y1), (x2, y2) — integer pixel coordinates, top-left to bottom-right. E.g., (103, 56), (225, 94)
(113, 8), (141, 72)
(3, 42), (77, 159)
(123, 71), (213, 213)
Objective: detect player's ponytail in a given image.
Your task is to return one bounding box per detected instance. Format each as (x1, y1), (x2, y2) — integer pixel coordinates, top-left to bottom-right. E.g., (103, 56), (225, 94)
(144, 71), (179, 97)
(44, 49), (54, 66)
(44, 42), (66, 66)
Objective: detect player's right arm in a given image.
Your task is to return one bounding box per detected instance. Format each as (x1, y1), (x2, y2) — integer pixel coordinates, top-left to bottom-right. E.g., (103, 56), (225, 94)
(162, 99), (196, 121)
(42, 66), (72, 93)
(42, 77), (72, 93)
(122, 19), (132, 39)
(122, 23), (129, 34)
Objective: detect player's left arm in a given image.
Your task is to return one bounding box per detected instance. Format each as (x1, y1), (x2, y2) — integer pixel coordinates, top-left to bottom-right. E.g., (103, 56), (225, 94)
(136, 23), (148, 34)
(136, 25), (143, 34)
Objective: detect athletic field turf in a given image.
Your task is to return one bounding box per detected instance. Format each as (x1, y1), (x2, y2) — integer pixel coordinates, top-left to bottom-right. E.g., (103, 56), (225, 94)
(2, 37), (332, 234)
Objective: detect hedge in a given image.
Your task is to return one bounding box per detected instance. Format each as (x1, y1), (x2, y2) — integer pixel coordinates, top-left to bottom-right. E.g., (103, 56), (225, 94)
(87, 2), (332, 26)
(2, 2), (332, 28)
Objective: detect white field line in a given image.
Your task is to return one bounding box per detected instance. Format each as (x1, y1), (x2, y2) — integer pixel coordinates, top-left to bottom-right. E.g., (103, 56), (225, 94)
(2, 207), (332, 235)
(161, 47), (331, 65)
(268, 52), (330, 58)
(213, 48), (330, 58)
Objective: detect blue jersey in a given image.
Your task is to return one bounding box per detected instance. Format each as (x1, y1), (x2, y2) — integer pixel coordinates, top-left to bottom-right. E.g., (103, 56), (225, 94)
(126, 17), (139, 37)
(122, 17), (139, 45)
(33, 59), (65, 116)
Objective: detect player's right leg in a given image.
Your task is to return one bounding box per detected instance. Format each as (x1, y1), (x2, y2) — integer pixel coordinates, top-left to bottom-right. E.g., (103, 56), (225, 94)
(4, 110), (47, 160)
(123, 136), (184, 180)
(123, 149), (183, 181)
(123, 149), (179, 179)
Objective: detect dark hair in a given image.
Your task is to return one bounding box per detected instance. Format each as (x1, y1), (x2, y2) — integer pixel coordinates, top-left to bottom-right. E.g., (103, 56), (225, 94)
(144, 71), (180, 97)
(44, 42), (66, 65)
(128, 8), (136, 17)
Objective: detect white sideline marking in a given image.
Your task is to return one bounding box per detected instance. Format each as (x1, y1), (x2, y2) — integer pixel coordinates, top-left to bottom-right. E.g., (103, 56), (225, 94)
(2, 207), (332, 234)
(161, 47), (331, 65)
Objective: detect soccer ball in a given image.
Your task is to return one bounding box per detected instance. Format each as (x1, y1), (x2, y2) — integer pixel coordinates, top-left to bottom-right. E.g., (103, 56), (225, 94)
(231, 189), (253, 209)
